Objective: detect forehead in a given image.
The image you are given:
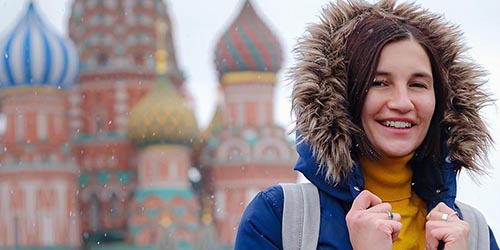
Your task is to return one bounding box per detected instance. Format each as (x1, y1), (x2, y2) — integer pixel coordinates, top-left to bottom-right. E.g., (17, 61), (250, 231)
(376, 39), (432, 75)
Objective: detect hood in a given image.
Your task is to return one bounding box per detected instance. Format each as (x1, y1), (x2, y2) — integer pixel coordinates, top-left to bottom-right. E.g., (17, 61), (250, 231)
(290, 0), (492, 184)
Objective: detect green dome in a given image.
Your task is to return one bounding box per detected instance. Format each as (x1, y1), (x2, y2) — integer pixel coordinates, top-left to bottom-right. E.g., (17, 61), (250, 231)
(127, 77), (198, 146)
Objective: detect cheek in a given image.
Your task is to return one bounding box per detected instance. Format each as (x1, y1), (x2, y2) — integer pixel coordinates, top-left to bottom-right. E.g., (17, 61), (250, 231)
(361, 94), (378, 122)
(360, 102), (372, 131)
(424, 97), (436, 121)
(417, 96), (436, 128)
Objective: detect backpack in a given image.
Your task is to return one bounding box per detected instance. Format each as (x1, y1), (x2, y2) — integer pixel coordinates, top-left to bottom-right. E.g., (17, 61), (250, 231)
(280, 182), (490, 250)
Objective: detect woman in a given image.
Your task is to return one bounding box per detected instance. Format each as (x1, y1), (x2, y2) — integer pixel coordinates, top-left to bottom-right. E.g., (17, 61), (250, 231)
(235, 0), (498, 249)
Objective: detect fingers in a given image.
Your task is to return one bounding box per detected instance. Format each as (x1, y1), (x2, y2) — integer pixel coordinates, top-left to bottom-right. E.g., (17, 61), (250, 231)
(425, 225), (441, 250)
(427, 211), (459, 222)
(425, 202), (470, 250)
(350, 190), (401, 221)
(389, 220), (403, 242)
(427, 202), (459, 222)
(351, 190), (382, 210)
(346, 193), (403, 250)
(425, 221), (470, 250)
(368, 210), (402, 222)
(367, 202), (391, 213)
(428, 202), (455, 215)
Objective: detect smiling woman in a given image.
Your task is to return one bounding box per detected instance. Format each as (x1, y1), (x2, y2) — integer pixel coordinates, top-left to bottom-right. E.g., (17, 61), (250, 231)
(234, 0), (499, 249)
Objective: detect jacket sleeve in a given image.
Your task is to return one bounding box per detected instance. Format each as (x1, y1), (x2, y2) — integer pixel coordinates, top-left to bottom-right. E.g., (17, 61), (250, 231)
(234, 185), (285, 250)
(490, 227), (499, 250)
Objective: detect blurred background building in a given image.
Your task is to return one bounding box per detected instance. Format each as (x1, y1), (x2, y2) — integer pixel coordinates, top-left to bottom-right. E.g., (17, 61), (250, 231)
(0, 0), (297, 249)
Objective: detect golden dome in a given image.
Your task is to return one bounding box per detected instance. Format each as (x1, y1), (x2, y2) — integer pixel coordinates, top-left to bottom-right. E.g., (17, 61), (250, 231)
(127, 76), (198, 146)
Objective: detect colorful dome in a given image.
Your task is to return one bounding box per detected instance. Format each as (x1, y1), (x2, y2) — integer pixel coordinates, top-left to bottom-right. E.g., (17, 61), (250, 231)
(214, 0), (282, 76)
(127, 76), (198, 146)
(0, 2), (79, 89)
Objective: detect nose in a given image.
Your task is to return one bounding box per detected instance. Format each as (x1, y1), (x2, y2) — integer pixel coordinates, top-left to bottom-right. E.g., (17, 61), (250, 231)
(387, 85), (414, 112)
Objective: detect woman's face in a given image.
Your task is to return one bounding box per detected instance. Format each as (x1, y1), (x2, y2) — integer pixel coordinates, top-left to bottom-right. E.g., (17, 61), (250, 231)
(361, 39), (435, 158)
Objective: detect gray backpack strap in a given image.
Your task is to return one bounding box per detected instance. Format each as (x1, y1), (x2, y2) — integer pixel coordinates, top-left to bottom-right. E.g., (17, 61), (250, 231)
(280, 183), (321, 250)
(455, 200), (490, 250)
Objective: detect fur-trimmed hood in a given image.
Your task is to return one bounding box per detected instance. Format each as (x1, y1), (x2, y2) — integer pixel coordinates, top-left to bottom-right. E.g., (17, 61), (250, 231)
(291, 0), (492, 183)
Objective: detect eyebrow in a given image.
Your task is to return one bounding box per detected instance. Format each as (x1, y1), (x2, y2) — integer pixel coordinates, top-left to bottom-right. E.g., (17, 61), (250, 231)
(375, 71), (433, 80)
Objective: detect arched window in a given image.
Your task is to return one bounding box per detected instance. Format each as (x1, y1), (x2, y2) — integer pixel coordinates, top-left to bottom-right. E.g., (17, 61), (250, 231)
(89, 193), (100, 231)
(97, 53), (108, 66)
(109, 193), (121, 218)
(92, 101), (107, 135)
(95, 115), (104, 134)
(263, 147), (279, 160)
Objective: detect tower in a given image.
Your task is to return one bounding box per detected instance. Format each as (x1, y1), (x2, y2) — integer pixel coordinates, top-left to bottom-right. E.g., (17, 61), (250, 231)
(0, 2), (81, 248)
(126, 18), (200, 248)
(67, 0), (186, 242)
(126, 77), (201, 249)
(202, 0), (297, 246)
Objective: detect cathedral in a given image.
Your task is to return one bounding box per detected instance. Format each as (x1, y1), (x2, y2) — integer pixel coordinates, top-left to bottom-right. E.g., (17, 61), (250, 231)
(0, 0), (297, 249)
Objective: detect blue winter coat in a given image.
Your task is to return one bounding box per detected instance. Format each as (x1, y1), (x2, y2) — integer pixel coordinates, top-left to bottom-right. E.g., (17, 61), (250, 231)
(234, 141), (499, 249)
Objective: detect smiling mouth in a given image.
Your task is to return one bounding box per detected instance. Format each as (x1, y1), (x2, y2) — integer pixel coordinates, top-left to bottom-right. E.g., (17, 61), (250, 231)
(381, 121), (413, 129)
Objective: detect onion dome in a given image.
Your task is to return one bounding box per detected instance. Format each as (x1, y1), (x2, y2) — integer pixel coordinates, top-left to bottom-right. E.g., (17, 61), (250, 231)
(0, 2), (79, 89)
(127, 76), (198, 146)
(214, 0), (282, 76)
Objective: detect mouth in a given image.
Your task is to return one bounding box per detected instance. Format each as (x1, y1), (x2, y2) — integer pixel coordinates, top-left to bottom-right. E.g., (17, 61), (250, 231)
(381, 120), (413, 129)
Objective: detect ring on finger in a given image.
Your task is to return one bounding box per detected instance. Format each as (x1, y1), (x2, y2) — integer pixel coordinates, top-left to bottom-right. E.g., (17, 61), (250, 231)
(441, 213), (449, 221)
(441, 211), (458, 221)
(387, 211), (394, 220)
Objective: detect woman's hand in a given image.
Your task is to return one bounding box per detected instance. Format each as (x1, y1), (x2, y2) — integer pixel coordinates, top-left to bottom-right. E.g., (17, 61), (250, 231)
(425, 202), (469, 250)
(346, 190), (402, 250)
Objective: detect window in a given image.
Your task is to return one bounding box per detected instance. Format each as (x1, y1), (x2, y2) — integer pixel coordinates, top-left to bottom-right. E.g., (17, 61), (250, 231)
(95, 115), (104, 134)
(89, 194), (100, 231)
(214, 191), (226, 219)
(15, 114), (24, 142)
(97, 53), (108, 66)
(37, 113), (47, 141)
(109, 193), (121, 218)
(92, 102), (107, 135)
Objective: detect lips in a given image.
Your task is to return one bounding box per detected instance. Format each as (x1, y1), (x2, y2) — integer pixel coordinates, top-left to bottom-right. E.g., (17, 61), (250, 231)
(381, 120), (413, 129)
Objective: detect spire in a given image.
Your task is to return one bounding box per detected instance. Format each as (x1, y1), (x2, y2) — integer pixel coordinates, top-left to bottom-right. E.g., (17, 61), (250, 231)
(155, 19), (169, 75)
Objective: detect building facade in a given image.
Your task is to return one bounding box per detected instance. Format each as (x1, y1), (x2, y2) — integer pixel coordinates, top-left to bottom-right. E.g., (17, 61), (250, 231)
(0, 2), (81, 249)
(202, 0), (297, 245)
(0, 0), (296, 249)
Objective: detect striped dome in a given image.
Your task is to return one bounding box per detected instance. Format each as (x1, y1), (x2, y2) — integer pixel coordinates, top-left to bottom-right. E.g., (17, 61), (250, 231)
(127, 76), (199, 146)
(0, 2), (79, 89)
(214, 0), (282, 76)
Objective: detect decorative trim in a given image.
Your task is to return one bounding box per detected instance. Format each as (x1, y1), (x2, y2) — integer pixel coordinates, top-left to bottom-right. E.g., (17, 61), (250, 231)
(221, 72), (276, 85)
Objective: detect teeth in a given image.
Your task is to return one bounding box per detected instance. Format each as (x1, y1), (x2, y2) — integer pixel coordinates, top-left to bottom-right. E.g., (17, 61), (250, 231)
(383, 121), (412, 128)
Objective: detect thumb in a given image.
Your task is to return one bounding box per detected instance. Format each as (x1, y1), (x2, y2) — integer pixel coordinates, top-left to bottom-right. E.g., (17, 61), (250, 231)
(351, 190), (382, 211)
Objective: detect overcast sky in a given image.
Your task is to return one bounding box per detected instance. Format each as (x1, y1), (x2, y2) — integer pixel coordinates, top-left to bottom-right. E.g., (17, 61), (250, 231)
(1, 0), (499, 236)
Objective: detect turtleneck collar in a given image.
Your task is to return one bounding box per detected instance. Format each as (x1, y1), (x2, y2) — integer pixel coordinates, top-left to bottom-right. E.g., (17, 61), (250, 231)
(360, 153), (414, 202)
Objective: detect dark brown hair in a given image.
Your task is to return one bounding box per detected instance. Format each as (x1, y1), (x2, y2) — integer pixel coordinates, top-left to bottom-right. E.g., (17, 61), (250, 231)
(346, 15), (448, 167)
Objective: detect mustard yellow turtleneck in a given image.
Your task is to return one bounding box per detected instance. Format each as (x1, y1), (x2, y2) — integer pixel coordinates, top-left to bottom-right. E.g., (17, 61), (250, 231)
(360, 153), (427, 250)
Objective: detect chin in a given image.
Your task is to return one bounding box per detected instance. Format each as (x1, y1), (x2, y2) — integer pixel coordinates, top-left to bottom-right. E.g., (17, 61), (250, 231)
(381, 149), (415, 158)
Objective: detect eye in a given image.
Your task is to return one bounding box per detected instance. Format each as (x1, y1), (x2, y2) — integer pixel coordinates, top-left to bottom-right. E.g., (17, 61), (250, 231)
(409, 82), (429, 89)
(371, 79), (388, 87)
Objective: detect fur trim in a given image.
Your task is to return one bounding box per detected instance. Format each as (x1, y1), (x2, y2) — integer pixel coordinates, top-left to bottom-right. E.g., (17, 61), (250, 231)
(290, 0), (492, 183)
